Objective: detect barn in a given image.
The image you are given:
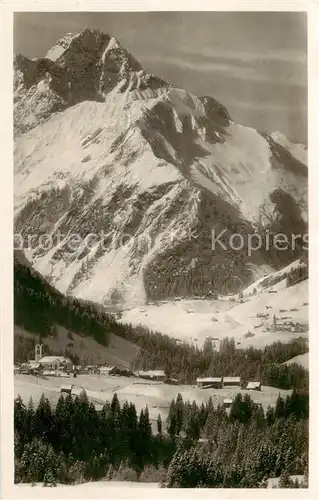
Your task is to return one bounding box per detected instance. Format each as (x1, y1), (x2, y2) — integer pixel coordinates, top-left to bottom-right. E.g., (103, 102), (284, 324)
(60, 384), (73, 395)
(99, 366), (114, 375)
(223, 376), (241, 387)
(196, 377), (223, 389)
(138, 370), (166, 381)
(164, 378), (179, 385)
(223, 398), (233, 408)
(109, 366), (134, 377)
(246, 381), (261, 391)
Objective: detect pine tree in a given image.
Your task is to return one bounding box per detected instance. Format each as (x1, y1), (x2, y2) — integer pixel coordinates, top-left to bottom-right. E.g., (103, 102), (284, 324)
(167, 399), (177, 439)
(266, 405), (275, 426)
(175, 393), (184, 436)
(275, 395), (286, 420)
(157, 414), (163, 436)
(34, 394), (53, 441)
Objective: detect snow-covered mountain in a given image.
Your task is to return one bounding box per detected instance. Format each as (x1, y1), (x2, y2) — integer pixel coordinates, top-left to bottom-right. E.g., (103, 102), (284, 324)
(14, 28), (308, 307)
(270, 131), (308, 166)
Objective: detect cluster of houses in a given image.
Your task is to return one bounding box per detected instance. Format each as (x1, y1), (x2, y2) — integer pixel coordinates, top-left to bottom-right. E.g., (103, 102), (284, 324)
(16, 355), (73, 376)
(255, 313), (307, 334)
(15, 347), (179, 385)
(15, 344), (74, 376)
(196, 376), (261, 391)
(196, 377), (262, 409)
(99, 367), (179, 384)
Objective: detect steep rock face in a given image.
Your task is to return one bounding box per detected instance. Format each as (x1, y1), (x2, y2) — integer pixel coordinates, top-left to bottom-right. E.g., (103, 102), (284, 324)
(14, 29), (308, 307)
(14, 28), (170, 134)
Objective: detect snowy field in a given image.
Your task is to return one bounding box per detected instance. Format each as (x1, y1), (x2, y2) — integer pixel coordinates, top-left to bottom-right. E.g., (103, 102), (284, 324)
(16, 481), (159, 488)
(15, 373), (292, 430)
(16, 475), (306, 489)
(120, 279), (308, 349)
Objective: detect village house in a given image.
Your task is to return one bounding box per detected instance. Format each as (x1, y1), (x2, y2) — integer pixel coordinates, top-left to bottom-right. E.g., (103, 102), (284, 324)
(246, 381), (262, 391)
(38, 356), (73, 372)
(27, 360), (41, 374)
(197, 377), (223, 389)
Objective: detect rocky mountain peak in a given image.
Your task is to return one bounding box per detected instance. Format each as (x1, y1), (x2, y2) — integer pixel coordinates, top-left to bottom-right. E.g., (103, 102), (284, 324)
(14, 28), (168, 134)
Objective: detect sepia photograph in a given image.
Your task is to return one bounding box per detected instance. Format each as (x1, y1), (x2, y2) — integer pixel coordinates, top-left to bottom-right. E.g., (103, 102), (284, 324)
(7, 7), (312, 492)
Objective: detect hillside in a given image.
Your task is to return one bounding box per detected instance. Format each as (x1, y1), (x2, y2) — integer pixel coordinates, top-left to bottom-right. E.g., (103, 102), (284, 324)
(14, 250), (140, 366)
(283, 352), (309, 370)
(14, 28), (308, 308)
(120, 259), (308, 349)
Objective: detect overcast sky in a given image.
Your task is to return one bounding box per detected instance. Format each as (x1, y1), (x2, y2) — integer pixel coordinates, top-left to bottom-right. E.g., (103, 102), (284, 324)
(14, 12), (307, 143)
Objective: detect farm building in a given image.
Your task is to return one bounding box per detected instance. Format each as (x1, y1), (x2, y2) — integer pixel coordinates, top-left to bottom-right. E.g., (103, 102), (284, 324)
(109, 366), (134, 377)
(39, 356), (72, 372)
(247, 381), (261, 391)
(138, 370), (166, 381)
(99, 366), (114, 375)
(42, 369), (57, 376)
(223, 398), (233, 408)
(60, 384), (73, 395)
(197, 377), (223, 389)
(223, 376), (241, 387)
(71, 386), (85, 397)
(164, 378), (179, 385)
(28, 361), (41, 373)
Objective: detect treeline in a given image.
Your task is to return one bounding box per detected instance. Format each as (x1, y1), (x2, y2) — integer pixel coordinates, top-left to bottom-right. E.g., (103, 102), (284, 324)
(165, 390), (308, 487)
(14, 252), (112, 345)
(14, 391), (174, 485)
(14, 389), (308, 487)
(14, 251), (176, 354)
(286, 263), (308, 287)
(131, 336), (309, 389)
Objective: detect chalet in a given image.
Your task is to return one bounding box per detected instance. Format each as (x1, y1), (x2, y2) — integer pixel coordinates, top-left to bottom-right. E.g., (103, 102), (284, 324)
(246, 381), (261, 391)
(138, 370), (166, 382)
(60, 384), (73, 395)
(223, 376), (241, 387)
(223, 398), (233, 408)
(197, 377), (223, 389)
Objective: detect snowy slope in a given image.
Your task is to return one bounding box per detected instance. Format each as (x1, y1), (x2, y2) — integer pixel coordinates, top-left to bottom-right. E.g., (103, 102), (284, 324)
(271, 131), (307, 166)
(283, 352), (308, 369)
(120, 264), (308, 349)
(14, 28), (308, 308)
(15, 373), (291, 425)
